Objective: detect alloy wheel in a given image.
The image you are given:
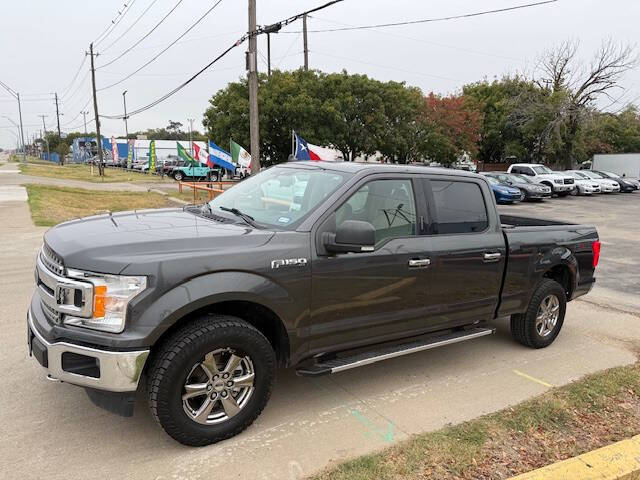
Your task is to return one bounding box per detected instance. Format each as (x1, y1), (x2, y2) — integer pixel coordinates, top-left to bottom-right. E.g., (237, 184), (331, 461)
(182, 348), (255, 425)
(535, 294), (560, 337)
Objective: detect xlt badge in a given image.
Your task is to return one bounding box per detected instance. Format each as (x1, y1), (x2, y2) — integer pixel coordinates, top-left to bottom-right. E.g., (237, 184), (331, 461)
(271, 258), (308, 269)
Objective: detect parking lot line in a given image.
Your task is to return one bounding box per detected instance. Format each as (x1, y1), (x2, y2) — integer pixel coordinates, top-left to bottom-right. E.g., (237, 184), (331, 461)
(512, 369), (554, 388)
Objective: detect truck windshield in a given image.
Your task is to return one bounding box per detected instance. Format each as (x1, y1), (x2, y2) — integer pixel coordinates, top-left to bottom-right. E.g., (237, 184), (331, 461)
(512, 174), (533, 184)
(532, 166), (552, 174)
(209, 166), (350, 229)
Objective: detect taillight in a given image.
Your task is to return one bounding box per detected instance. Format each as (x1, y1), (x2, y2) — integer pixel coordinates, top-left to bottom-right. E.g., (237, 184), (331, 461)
(592, 240), (601, 268)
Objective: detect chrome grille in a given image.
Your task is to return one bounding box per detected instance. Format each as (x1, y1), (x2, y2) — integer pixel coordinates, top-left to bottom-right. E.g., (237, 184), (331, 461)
(41, 244), (65, 276)
(41, 300), (62, 324)
(564, 178), (574, 185)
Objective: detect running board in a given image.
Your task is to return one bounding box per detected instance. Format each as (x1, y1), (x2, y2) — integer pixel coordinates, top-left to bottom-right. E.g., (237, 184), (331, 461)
(296, 326), (495, 376)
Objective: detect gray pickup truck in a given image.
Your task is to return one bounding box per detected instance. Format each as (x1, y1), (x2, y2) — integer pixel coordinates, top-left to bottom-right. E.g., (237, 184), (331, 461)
(27, 162), (600, 446)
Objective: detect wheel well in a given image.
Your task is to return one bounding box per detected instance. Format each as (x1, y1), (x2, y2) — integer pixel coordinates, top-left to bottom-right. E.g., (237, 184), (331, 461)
(540, 180), (553, 187)
(543, 265), (572, 298)
(156, 301), (291, 367)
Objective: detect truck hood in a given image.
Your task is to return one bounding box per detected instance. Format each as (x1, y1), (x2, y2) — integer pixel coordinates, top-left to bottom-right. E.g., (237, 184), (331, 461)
(537, 173), (571, 181)
(44, 208), (276, 273)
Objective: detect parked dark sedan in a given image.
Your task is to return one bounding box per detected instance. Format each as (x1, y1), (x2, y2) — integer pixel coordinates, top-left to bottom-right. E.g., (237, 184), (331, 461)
(484, 172), (552, 201)
(594, 170), (638, 192)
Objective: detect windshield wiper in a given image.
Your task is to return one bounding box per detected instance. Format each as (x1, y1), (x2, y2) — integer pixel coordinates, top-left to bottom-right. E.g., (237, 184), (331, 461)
(219, 206), (261, 228)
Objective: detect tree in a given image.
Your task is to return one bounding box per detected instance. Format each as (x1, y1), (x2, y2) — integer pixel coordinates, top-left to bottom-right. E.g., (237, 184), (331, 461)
(55, 141), (69, 165)
(534, 39), (637, 167)
(417, 92), (482, 165)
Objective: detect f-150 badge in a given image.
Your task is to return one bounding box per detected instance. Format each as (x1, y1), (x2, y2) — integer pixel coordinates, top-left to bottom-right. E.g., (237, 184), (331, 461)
(271, 258), (308, 269)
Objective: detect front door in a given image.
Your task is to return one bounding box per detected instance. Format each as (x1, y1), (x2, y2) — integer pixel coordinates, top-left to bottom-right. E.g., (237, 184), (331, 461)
(309, 176), (433, 355)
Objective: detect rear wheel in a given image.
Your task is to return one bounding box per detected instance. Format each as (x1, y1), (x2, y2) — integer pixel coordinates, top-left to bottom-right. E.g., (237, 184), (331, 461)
(147, 315), (276, 446)
(510, 279), (566, 348)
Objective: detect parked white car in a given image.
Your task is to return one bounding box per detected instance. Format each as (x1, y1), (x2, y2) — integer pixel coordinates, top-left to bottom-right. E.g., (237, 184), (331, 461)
(507, 163), (576, 196)
(563, 171), (601, 195)
(575, 170), (620, 193)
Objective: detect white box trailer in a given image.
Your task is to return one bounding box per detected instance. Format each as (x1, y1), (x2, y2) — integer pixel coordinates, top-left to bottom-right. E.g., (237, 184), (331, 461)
(592, 153), (640, 178)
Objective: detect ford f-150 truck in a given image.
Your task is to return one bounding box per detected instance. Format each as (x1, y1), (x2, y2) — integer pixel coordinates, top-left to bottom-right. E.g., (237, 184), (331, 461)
(27, 162), (600, 446)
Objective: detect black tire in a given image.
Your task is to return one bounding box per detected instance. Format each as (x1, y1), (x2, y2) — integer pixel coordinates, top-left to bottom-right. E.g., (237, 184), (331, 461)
(173, 171), (184, 181)
(147, 315), (276, 446)
(557, 191), (569, 197)
(510, 278), (567, 349)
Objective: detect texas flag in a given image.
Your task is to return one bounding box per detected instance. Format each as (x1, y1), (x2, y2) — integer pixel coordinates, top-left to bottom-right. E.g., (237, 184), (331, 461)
(293, 133), (321, 161)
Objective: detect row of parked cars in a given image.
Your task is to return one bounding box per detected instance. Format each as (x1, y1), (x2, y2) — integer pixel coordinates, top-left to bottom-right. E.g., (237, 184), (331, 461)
(482, 163), (639, 204)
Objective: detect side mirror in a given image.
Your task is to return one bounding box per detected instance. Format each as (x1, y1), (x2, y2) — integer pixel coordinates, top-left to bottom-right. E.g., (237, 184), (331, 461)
(325, 220), (375, 254)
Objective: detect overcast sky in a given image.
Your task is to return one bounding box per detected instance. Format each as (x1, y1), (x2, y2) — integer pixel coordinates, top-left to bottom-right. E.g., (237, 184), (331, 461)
(1, 0), (638, 149)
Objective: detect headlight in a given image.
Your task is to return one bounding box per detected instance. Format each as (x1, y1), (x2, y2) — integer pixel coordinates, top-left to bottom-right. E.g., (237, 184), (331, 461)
(554, 179), (563, 184)
(65, 272), (147, 333)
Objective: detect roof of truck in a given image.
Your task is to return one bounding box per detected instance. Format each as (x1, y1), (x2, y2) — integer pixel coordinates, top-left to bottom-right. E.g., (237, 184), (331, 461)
(277, 161), (480, 178)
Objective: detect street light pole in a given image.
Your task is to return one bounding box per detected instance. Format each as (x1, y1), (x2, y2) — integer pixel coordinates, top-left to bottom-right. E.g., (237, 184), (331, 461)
(122, 90), (129, 139)
(81, 111), (89, 135)
(187, 118), (194, 156)
(17, 93), (26, 162)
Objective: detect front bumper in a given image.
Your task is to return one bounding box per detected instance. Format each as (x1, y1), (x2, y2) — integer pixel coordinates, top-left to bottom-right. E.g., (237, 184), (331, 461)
(552, 184), (574, 192)
(27, 309), (149, 393)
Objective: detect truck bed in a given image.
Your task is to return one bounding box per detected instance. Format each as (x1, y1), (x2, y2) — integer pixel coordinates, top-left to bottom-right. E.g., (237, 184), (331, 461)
(500, 214), (576, 228)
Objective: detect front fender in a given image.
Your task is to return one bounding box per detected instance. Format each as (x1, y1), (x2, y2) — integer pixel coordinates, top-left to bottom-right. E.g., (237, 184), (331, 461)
(132, 271), (295, 345)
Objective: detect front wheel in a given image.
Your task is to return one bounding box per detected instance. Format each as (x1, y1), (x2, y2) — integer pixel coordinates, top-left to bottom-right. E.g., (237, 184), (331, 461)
(173, 171), (184, 181)
(557, 191), (569, 197)
(510, 278), (567, 348)
(147, 315), (276, 446)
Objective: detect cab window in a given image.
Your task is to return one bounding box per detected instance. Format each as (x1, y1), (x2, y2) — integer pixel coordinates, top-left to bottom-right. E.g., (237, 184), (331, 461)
(430, 180), (488, 234)
(336, 179), (417, 245)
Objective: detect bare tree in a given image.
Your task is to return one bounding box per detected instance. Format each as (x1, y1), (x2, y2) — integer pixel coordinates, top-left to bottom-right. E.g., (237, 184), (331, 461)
(534, 39), (637, 167)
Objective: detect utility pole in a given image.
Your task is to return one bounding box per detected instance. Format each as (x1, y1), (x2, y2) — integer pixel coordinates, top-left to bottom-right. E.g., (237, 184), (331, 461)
(248, 0), (260, 173)
(187, 118), (194, 156)
(81, 110), (89, 135)
(0, 80), (27, 162)
(122, 90), (129, 139)
(267, 33), (271, 76)
(88, 43), (104, 176)
(38, 115), (50, 161)
(54, 92), (61, 137)
(17, 93), (26, 162)
(303, 14), (309, 70)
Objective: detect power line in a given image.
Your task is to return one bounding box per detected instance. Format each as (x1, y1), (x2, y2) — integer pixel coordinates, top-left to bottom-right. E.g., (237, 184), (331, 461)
(281, 0), (558, 33)
(61, 70), (90, 103)
(100, 0), (162, 53)
(100, 38), (243, 119)
(97, 0), (226, 92)
(59, 56), (88, 99)
(99, 0), (345, 119)
(97, 0), (186, 69)
(94, 0), (137, 46)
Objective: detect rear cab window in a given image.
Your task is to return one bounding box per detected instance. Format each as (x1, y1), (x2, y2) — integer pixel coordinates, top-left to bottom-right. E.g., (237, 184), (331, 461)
(429, 180), (489, 234)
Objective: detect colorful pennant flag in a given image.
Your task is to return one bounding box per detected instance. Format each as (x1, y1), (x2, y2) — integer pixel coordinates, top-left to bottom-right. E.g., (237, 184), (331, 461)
(126, 139), (135, 168)
(148, 140), (156, 171)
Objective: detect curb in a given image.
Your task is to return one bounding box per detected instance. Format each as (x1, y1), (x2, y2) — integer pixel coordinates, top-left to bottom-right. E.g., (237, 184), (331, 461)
(510, 434), (640, 480)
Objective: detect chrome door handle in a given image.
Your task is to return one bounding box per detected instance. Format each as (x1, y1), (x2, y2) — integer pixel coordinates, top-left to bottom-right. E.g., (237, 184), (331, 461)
(483, 252), (502, 262)
(408, 259), (431, 268)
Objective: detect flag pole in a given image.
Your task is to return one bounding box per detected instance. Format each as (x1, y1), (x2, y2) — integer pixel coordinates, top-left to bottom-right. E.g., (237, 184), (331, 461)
(291, 130), (295, 159)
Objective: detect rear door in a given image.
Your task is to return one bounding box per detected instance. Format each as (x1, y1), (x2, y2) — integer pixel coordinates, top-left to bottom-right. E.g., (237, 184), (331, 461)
(420, 176), (506, 328)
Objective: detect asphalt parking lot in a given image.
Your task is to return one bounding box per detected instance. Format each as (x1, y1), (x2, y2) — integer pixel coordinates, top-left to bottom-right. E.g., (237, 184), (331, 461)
(1, 162), (639, 479)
